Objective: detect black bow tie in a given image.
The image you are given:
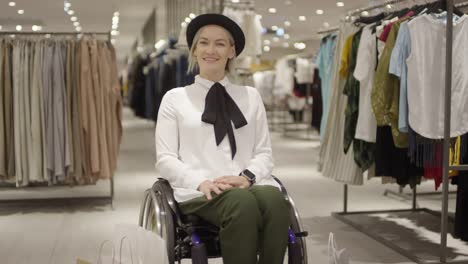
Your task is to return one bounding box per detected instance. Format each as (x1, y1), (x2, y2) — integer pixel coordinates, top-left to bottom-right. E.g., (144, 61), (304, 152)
(201, 82), (248, 159)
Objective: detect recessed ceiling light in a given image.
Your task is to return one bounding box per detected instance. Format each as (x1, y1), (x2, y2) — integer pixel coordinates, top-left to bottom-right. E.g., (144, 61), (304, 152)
(271, 25), (278, 31)
(316, 9), (324, 15)
(337, 2), (344, 7)
(264, 39), (271, 45)
(284, 34), (290, 39)
(189, 13), (196, 19)
(263, 46), (271, 52)
(64, 2), (71, 8)
(276, 28), (285, 36)
(299, 16), (306, 21)
(71, 16), (77, 21)
(18, 9), (24, 15)
(16, 25), (22, 31)
(273, 37), (280, 42)
(283, 42), (290, 48)
(73, 21), (80, 27)
(323, 22), (330, 27)
(268, 8), (277, 13)
(75, 26), (82, 32)
(32, 25), (39, 31)
(9, 2), (16, 7)
(114, 11), (120, 16)
(294, 42), (306, 50)
(284, 20), (291, 27)
(185, 17), (191, 23)
(68, 10), (75, 15)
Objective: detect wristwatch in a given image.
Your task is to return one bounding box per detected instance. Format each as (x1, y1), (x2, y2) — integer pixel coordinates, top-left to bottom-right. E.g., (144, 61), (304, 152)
(239, 169), (256, 184)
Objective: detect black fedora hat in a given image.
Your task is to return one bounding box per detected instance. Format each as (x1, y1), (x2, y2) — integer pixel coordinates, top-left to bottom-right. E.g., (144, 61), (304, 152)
(186, 13), (245, 56)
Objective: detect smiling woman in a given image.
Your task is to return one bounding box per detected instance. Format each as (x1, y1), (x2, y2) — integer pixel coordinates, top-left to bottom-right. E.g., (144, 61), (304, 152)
(154, 13), (291, 264)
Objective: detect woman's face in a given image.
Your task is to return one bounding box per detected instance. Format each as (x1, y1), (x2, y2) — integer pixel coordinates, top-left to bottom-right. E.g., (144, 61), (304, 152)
(193, 25), (235, 73)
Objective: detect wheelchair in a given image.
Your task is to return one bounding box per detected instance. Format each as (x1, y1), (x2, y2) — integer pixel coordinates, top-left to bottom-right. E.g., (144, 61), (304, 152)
(138, 176), (308, 264)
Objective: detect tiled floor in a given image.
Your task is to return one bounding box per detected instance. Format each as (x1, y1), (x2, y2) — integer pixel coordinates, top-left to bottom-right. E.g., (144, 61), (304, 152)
(0, 108), (466, 264)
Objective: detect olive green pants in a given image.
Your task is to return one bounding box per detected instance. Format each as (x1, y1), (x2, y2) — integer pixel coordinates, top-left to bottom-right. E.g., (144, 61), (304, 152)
(179, 185), (291, 264)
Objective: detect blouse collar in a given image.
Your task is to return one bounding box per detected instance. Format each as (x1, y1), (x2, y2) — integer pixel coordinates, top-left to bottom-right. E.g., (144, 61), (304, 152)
(195, 75), (231, 90)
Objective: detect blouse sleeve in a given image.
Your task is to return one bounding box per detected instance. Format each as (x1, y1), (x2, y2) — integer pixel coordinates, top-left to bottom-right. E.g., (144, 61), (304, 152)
(245, 90), (274, 182)
(155, 91), (207, 190)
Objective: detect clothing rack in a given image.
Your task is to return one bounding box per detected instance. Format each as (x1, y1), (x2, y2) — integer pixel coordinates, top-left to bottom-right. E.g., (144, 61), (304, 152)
(0, 31), (115, 207)
(331, 1), (468, 263)
(347, 0), (411, 16)
(317, 27), (340, 35)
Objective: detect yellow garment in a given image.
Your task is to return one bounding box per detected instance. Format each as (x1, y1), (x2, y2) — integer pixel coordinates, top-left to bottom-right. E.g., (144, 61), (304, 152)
(372, 19), (409, 148)
(449, 137), (461, 177)
(339, 34), (354, 78)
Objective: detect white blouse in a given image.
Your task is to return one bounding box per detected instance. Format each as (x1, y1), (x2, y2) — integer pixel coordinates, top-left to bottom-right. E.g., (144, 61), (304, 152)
(155, 75), (279, 203)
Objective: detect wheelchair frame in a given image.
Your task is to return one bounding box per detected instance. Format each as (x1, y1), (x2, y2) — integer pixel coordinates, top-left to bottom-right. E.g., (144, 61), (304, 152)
(139, 176), (308, 264)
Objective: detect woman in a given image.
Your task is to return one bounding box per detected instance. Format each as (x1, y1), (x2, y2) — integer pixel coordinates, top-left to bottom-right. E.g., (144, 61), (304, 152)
(155, 13), (290, 264)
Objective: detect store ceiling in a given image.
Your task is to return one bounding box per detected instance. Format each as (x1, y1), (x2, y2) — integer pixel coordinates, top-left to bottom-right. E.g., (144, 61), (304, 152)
(1, 0), (464, 61)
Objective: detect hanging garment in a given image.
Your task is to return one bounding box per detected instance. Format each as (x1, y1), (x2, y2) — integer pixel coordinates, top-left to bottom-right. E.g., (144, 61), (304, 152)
(317, 34), (337, 139)
(311, 68), (323, 131)
(295, 58), (315, 84)
(407, 14), (468, 139)
(353, 25), (378, 143)
(319, 22), (364, 185)
(389, 21), (411, 133)
(0, 40), (5, 178)
(372, 19), (409, 148)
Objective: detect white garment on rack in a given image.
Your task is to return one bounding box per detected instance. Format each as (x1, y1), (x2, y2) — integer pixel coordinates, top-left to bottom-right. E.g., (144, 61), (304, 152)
(253, 70), (275, 106)
(295, 58), (315, 84)
(223, 8), (263, 58)
(407, 14), (468, 139)
(319, 22), (363, 185)
(273, 57), (294, 97)
(353, 25), (377, 143)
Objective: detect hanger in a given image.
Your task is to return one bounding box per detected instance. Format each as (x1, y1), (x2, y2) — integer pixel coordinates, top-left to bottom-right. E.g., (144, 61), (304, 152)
(426, 0), (464, 16)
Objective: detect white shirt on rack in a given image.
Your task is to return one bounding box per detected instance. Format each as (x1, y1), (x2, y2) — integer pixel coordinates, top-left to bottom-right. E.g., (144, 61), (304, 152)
(155, 75), (279, 203)
(407, 14), (468, 139)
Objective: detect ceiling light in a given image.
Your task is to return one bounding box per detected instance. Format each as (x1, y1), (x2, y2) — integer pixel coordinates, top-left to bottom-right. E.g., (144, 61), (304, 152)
(271, 25), (278, 31)
(231, 0), (240, 2)
(337, 2), (344, 7)
(299, 16), (306, 21)
(64, 6), (69, 12)
(111, 30), (119, 36)
(273, 37), (280, 42)
(284, 34), (290, 39)
(73, 22), (80, 27)
(32, 25), (39, 31)
(65, 2), (71, 8)
(68, 10), (75, 15)
(263, 46), (271, 52)
(264, 39), (271, 45)
(284, 20), (291, 27)
(323, 22), (330, 28)
(189, 13), (196, 19)
(316, 9), (324, 15)
(283, 42), (290, 48)
(37, 25), (43, 31)
(268, 8), (277, 13)
(185, 17), (191, 23)
(276, 28), (285, 36)
(9, 2), (16, 7)
(294, 42), (306, 50)
(113, 11), (120, 16)
(285, 0), (292, 5)
(16, 25), (22, 31)
(75, 26), (82, 32)
(71, 16), (77, 21)
(18, 9), (24, 14)
(361, 11), (369, 16)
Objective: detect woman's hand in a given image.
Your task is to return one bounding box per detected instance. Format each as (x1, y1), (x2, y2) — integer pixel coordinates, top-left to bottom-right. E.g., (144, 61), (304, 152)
(214, 176), (251, 189)
(198, 180), (233, 200)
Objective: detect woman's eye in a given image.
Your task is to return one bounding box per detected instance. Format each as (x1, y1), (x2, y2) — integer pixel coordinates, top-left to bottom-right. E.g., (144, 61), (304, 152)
(199, 41), (208, 45)
(216, 43), (226, 47)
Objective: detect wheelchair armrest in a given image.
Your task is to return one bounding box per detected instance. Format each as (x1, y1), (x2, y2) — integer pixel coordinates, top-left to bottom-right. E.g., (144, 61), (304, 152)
(152, 178), (184, 226)
(271, 175), (290, 201)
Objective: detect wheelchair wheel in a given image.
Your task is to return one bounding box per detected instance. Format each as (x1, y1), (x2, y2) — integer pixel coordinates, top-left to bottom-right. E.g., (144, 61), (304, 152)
(287, 194), (308, 264)
(139, 188), (176, 263)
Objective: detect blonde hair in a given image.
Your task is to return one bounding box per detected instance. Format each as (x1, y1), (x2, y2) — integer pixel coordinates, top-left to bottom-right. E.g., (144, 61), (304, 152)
(187, 26), (236, 74)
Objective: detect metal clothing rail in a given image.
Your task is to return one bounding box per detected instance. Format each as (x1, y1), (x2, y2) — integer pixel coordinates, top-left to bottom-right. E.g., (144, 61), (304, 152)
(330, 0), (468, 263)
(347, 0), (410, 16)
(0, 30), (115, 208)
(317, 27), (339, 35)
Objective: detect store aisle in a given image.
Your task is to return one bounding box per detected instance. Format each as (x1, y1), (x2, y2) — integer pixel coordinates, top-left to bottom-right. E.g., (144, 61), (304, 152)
(1, 108), (464, 264)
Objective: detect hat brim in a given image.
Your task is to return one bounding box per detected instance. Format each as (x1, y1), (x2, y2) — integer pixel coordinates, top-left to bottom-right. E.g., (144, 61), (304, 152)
(186, 14), (245, 56)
